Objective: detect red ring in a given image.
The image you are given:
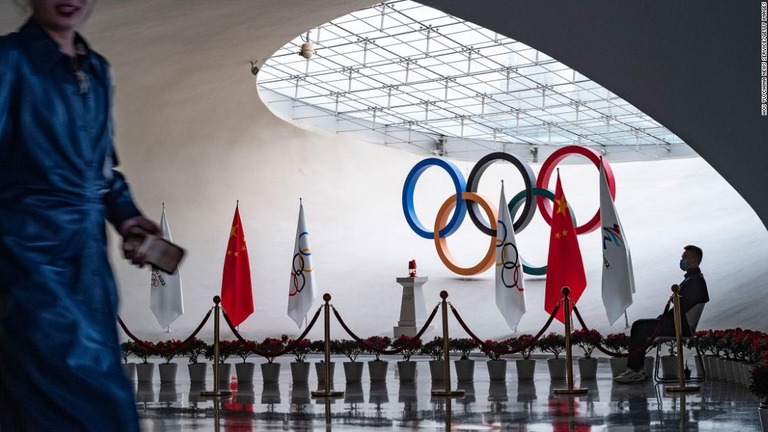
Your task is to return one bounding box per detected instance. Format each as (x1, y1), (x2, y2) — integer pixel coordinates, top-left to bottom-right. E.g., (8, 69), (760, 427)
(535, 146), (616, 234)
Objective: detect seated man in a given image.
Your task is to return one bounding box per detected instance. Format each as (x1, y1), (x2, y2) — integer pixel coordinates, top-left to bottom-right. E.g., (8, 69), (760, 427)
(614, 245), (709, 384)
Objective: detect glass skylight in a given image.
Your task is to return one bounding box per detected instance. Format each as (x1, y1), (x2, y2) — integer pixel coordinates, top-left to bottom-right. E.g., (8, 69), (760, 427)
(257, 0), (690, 162)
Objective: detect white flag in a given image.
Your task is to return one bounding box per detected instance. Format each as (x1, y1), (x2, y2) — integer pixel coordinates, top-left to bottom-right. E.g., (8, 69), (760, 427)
(287, 201), (316, 328)
(600, 160), (636, 325)
(495, 184), (526, 330)
(150, 205), (184, 329)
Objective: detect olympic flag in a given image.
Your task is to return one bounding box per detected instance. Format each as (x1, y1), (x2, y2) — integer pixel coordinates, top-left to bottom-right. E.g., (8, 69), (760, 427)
(150, 204), (184, 330)
(600, 160), (636, 325)
(221, 204), (254, 327)
(545, 173), (587, 323)
(288, 200), (316, 328)
(495, 183), (526, 330)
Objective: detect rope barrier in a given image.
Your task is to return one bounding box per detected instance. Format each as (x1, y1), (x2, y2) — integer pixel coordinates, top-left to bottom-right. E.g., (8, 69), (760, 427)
(571, 298), (673, 358)
(449, 301), (561, 356)
(117, 308), (213, 354)
(220, 305), (323, 358)
(332, 303), (440, 355)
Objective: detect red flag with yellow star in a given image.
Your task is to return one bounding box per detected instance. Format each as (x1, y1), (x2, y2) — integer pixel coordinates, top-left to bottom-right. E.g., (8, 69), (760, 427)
(221, 204), (253, 327)
(545, 173), (587, 323)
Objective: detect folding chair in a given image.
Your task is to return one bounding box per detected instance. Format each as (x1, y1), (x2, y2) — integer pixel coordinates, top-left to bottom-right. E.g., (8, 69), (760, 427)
(653, 302), (706, 383)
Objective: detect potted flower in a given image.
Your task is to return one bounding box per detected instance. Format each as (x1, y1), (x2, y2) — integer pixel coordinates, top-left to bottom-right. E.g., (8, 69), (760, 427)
(184, 338), (209, 384)
(449, 337), (479, 382)
(750, 350), (768, 426)
(481, 339), (508, 382)
(338, 339), (365, 383)
(257, 336), (287, 383)
(155, 339), (183, 383)
(206, 340), (235, 385)
(232, 339), (257, 383)
(421, 336), (445, 381)
(537, 332), (566, 380)
(365, 335), (391, 382)
(288, 337), (312, 383)
(510, 334), (537, 381)
(391, 335), (422, 382)
(603, 332), (630, 377)
(693, 329), (718, 378)
(120, 341), (137, 381)
(572, 329), (601, 380)
(310, 339), (339, 383)
(655, 339), (679, 380)
(134, 340), (156, 382)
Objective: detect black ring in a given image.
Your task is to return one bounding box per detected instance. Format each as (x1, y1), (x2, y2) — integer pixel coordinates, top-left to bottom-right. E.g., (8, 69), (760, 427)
(466, 152), (536, 236)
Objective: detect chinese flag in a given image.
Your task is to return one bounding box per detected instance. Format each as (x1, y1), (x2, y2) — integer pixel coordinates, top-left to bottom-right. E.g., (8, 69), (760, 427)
(545, 173), (587, 323)
(221, 204), (254, 327)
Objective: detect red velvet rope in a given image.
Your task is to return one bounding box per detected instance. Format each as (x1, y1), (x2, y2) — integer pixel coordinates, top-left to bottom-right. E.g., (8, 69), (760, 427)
(331, 303), (440, 355)
(221, 305), (323, 358)
(449, 301), (561, 356)
(117, 308), (213, 354)
(571, 299), (672, 358)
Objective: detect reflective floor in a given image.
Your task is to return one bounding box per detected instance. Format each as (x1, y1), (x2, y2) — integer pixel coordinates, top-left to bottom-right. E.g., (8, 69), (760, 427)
(134, 357), (763, 431)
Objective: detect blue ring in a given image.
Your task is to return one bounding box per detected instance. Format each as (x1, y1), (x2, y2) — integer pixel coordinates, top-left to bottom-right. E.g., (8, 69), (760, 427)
(402, 158), (467, 239)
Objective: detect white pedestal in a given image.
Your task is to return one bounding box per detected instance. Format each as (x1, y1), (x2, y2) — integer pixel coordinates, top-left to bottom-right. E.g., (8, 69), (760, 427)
(393, 276), (433, 338)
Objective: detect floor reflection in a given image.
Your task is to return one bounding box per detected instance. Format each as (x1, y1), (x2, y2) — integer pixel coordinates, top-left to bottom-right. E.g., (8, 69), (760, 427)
(131, 357), (764, 431)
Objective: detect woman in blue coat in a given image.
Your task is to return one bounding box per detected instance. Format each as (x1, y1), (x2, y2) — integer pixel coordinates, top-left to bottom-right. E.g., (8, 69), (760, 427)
(0, 1), (158, 429)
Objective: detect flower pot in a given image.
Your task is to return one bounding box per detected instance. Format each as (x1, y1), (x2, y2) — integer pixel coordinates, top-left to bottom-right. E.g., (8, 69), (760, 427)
(547, 358), (566, 381)
(716, 357), (729, 380)
(343, 361), (364, 383)
(608, 357), (628, 377)
(368, 360), (389, 382)
(660, 355), (678, 380)
(515, 359), (536, 382)
(260, 362), (280, 383)
(213, 363), (232, 385)
(158, 363), (178, 383)
(706, 356), (720, 379)
(454, 359), (475, 382)
(486, 360), (507, 382)
(643, 356), (654, 378)
(577, 357), (598, 380)
(397, 361), (418, 382)
(122, 363), (136, 381)
(429, 360), (445, 381)
(740, 362), (751, 387)
(236, 362), (256, 383)
(290, 362), (311, 383)
(136, 363), (155, 382)
(188, 362), (207, 384)
(315, 361), (335, 383)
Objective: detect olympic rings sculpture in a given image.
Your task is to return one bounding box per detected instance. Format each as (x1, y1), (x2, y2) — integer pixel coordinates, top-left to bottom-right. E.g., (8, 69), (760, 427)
(402, 145), (616, 276)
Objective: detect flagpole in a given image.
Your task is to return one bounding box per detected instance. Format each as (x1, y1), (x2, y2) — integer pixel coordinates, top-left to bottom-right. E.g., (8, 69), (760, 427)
(624, 311), (630, 329)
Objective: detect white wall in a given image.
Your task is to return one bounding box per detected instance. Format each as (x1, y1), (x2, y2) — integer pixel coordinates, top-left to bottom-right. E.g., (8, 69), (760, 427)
(2, 1), (766, 345)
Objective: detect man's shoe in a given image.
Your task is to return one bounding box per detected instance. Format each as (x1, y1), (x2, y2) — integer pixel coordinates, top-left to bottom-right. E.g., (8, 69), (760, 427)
(614, 369), (647, 383)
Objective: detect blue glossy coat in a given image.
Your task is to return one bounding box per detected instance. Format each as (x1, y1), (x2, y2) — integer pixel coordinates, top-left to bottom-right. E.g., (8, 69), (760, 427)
(0, 19), (141, 430)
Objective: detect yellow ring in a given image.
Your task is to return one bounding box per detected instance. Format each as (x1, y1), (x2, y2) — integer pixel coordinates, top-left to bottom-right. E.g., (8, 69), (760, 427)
(433, 192), (498, 276)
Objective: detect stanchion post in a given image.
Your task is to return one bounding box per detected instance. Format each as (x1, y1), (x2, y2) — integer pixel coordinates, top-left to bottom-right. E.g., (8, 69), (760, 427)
(201, 296), (232, 397)
(431, 291), (465, 397)
(666, 284), (700, 394)
(554, 287), (587, 396)
(312, 293), (343, 399)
